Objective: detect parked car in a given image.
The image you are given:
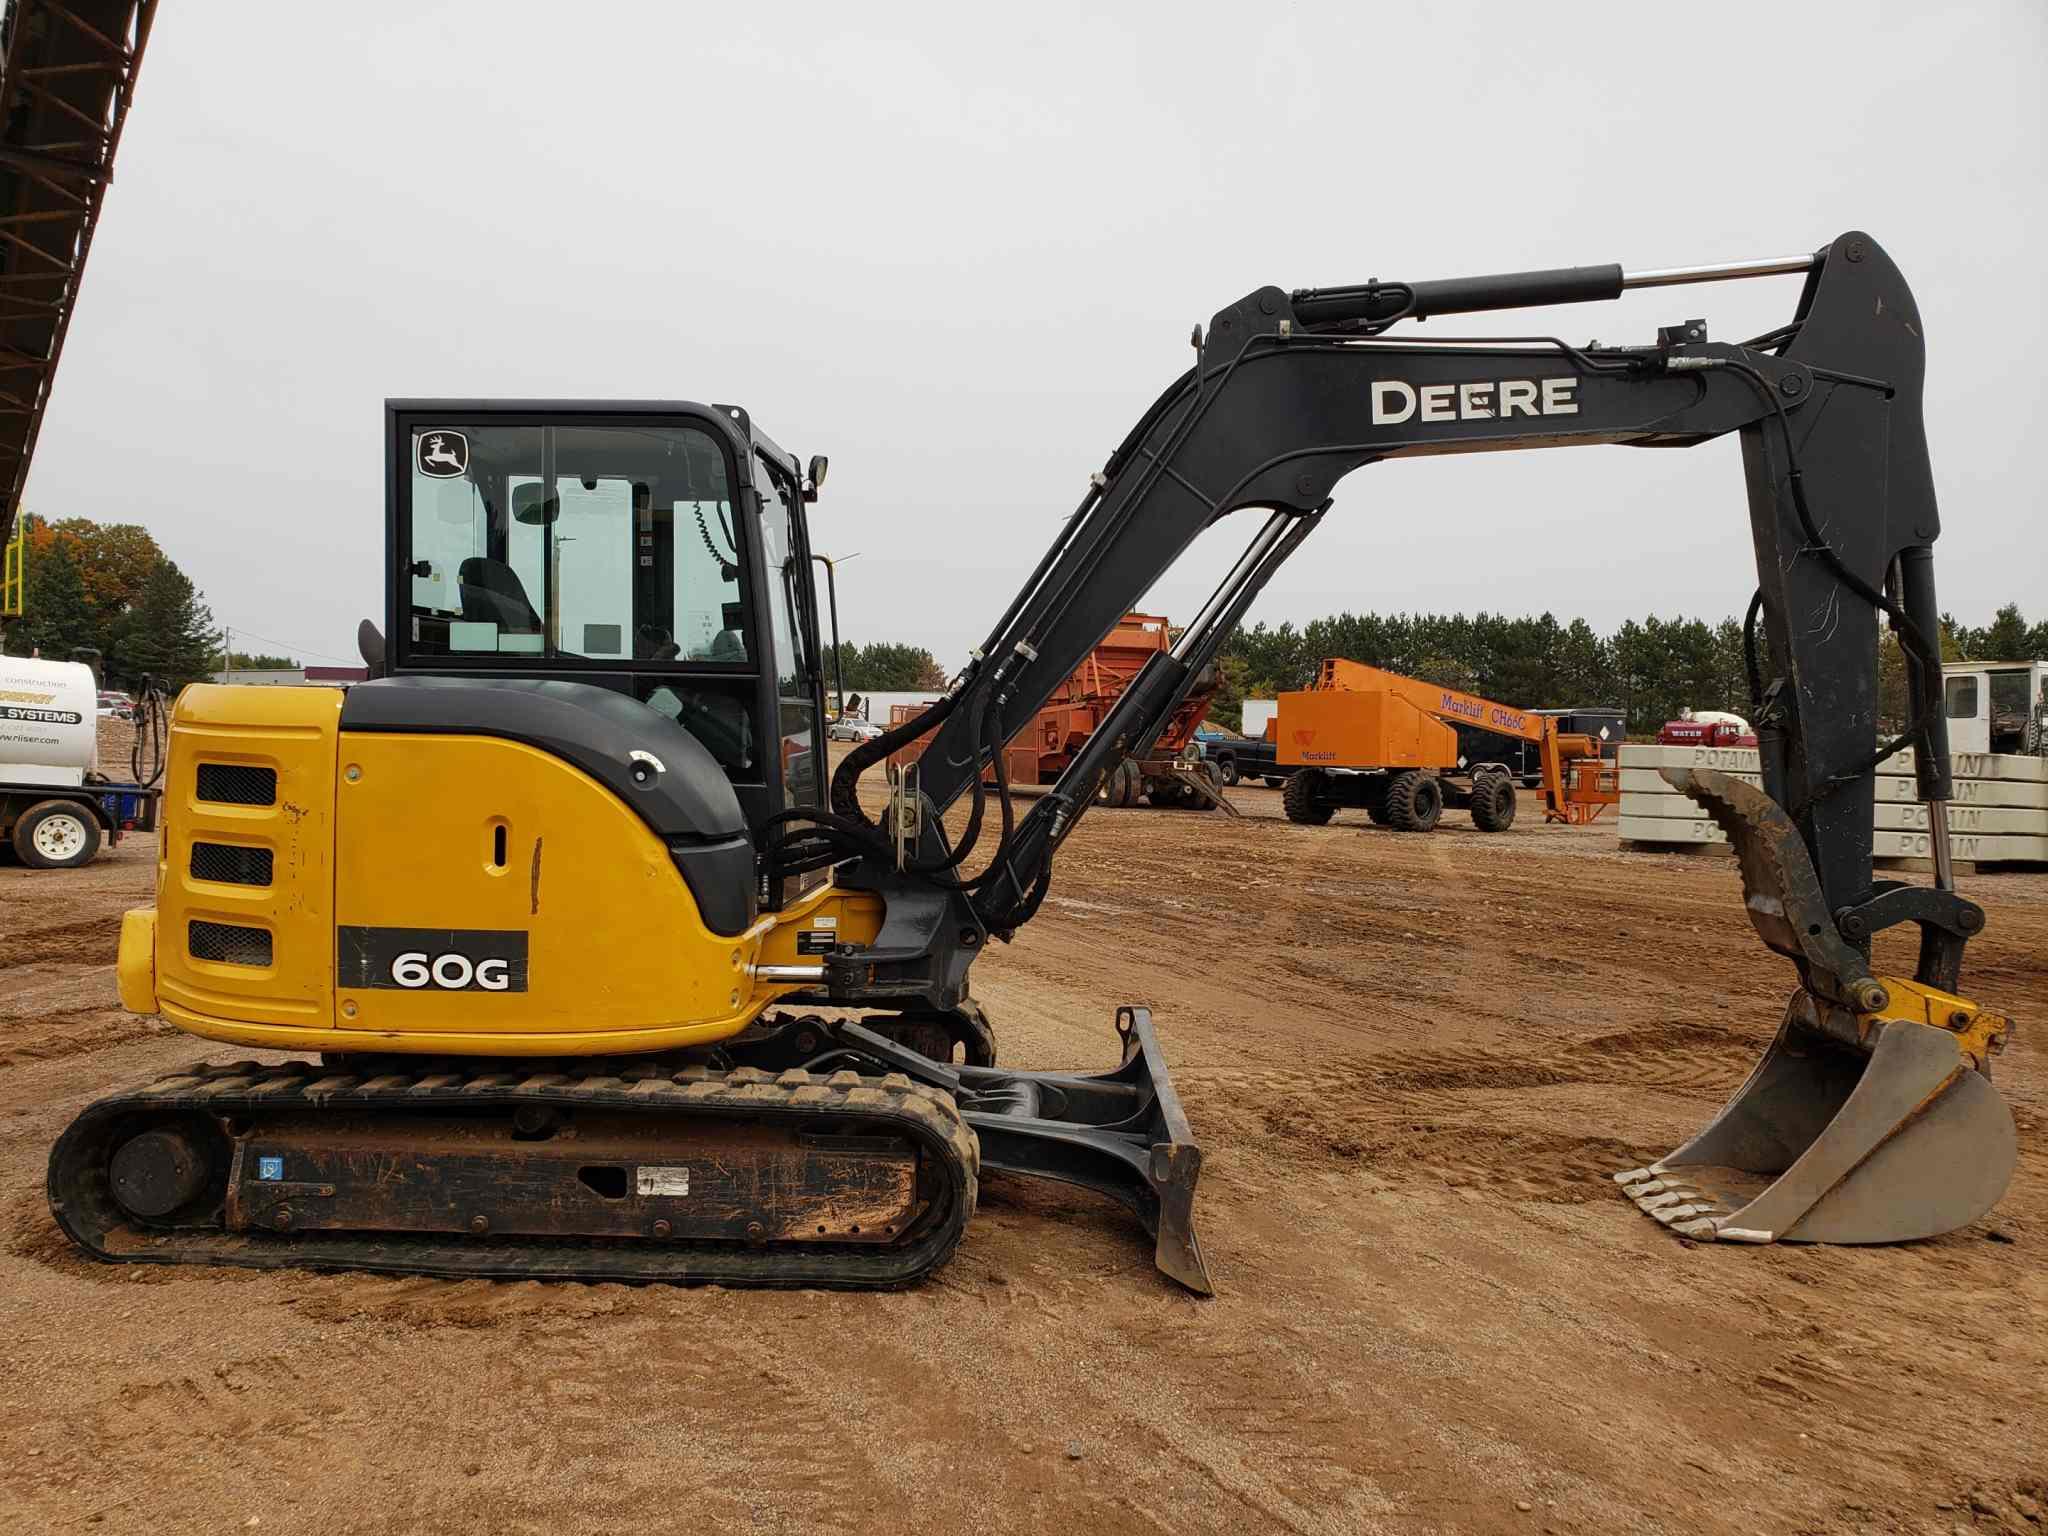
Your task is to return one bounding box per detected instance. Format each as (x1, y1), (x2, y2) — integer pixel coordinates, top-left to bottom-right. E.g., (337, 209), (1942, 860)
(828, 717), (885, 742)
(96, 691), (134, 721)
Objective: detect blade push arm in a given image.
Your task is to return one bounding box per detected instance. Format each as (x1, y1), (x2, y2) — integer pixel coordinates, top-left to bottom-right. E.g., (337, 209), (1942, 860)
(818, 233), (1960, 1010)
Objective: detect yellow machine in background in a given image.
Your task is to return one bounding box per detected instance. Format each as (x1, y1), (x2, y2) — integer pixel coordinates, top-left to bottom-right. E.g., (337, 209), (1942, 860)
(1, 515), (23, 620)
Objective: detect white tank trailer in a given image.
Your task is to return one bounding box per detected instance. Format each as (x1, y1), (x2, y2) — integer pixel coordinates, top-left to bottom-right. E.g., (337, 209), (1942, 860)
(0, 655), (100, 785)
(1, 655), (158, 870)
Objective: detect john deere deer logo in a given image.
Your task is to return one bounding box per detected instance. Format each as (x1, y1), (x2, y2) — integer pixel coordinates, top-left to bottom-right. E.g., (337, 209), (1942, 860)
(418, 431), (469, 478)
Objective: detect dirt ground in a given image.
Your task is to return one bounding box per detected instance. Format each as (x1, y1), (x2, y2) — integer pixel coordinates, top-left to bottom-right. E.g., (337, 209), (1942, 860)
(2, 764), (2043, 1536)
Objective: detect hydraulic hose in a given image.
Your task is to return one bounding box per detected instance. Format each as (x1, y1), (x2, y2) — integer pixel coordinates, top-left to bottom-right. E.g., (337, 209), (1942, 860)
(1708, 358), (1941, 813)
(128, 680), (168, 788)
(829, 683), (965, 827)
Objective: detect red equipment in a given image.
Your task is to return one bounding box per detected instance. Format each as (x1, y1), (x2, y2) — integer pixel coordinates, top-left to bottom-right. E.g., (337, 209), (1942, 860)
(890, 613), (1226, 809)
(1657, 718), (1758, 748)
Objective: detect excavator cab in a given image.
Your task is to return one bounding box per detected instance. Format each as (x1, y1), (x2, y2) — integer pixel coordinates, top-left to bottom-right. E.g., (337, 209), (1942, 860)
(390, 403), (826, 859)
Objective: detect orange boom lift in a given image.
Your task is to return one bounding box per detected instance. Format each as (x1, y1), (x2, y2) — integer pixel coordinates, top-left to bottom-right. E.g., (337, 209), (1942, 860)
(1275, 659), (1617, 831)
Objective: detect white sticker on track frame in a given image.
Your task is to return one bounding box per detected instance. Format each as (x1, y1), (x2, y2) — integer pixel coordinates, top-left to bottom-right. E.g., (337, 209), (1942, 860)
(636, 1166), (690, 1197)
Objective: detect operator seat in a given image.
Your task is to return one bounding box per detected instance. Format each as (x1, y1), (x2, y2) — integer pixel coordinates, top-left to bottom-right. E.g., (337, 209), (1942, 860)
(459, 557), (543, 634)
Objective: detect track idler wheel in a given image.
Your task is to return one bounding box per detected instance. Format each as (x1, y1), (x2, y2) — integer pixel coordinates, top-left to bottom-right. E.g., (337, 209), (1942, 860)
(110, 1127), (212, 1218)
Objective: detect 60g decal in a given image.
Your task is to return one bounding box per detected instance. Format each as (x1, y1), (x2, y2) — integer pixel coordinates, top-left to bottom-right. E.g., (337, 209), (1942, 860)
(337, 926), (529, 993)
(391, 951), (514, 991)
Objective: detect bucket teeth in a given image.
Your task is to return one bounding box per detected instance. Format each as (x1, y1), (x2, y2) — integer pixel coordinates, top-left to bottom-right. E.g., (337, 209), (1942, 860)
(1611, 1168), (1736, 1236)
(1608, 988), (2018, 1247)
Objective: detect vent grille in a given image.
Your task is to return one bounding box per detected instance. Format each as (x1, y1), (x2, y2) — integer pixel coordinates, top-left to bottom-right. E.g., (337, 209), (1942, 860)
(189, 842), (273, 886)
(195, 764), (276, 806)
(188, 920), (272, 967)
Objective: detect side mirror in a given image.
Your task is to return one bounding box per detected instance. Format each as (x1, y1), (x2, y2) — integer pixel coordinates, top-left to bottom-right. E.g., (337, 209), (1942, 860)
(511, 482), (559, 525)
(804, 454), (829, 503)
(357, 619), (387, 678)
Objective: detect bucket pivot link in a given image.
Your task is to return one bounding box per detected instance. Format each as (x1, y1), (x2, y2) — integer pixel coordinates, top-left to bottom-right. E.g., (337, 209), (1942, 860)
(1614, 768), (2017, 1244)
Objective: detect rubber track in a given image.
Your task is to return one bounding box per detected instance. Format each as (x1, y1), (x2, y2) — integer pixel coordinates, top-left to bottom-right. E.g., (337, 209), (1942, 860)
(48, 1059), (979, 1289)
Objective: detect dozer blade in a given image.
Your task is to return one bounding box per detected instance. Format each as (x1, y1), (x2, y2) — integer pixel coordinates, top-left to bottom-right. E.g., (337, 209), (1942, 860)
(838, 1007), (1213, 1294)
(1612, 768), (2018, 1245)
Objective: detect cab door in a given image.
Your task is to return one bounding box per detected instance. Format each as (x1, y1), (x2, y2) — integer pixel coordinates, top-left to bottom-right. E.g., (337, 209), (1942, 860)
(748, 448), (830, 901)
(1944, 670), (1990, 754)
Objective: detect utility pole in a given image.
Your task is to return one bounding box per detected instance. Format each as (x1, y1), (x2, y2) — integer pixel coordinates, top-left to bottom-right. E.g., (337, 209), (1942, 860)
(221, 625), (232, 685)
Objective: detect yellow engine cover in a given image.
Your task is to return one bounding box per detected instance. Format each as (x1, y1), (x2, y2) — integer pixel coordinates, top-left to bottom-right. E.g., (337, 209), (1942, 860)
(133, 684), (877, 1057)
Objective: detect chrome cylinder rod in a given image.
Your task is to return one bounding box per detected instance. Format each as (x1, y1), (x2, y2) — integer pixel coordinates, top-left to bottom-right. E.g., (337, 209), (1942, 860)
(1622, 255), (1819, 290)
(1928, 799), (1957, 892)
(1170, 510), (1294, 662)
(751, 963), (826, 984)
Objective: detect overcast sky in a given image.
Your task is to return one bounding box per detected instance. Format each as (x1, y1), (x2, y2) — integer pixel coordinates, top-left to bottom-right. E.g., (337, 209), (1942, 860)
(22, 1), (2047, 669)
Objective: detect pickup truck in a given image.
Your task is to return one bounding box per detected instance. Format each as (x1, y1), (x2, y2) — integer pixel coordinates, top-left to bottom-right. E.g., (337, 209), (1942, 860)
(1193, 726), (1292, 788)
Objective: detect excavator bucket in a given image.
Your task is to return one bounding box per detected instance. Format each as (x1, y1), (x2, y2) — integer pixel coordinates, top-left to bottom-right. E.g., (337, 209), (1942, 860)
(1612, 768), (2017, 1244)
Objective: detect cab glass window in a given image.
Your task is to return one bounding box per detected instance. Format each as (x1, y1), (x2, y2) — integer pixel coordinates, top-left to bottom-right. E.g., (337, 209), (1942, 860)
(638, 678), (757, 782)
(753, 453), (820, 811)
(1988, 669), (2029, 720)
(1944, 675), (1978, 719)
(405, 422), (746, 664)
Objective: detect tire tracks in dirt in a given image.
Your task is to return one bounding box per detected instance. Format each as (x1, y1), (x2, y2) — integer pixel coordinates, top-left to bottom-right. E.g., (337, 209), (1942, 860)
(2, 916), (123, 973)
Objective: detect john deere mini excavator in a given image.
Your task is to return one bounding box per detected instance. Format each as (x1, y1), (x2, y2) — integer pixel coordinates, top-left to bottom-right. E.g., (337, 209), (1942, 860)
(50, 233), (2016, 1290)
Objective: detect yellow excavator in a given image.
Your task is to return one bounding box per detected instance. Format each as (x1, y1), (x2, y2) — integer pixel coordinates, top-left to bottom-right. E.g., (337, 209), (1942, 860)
(49, 234), (2016, 1290)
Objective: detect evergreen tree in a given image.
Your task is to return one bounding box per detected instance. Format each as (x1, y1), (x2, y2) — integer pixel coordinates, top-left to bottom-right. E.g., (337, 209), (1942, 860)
(2, 528), (98, 661)
(1978, 603), (2033, 662)
(119, 558), (222, 687)
(826, 640), (950, 692)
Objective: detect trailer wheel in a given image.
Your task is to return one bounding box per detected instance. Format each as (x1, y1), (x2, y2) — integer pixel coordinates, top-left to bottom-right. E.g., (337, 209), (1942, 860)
(1214, 754), (1239, 787)
(1282, 768), (1335, 825)
(1262, 776), (1284, 789)
(1187, 761), (1223, 811)
(1384, 771), (1443, 833)
(1470, 773), (1518, 832)
(13, 799), (102, 869)
(1116, 760), (1143, 806)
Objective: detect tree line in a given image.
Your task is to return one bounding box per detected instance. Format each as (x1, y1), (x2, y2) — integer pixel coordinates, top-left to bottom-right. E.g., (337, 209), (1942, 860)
(823, 640), (948, 694)
(2, 515), (222, 688)
(1206, 604), (2047, 735)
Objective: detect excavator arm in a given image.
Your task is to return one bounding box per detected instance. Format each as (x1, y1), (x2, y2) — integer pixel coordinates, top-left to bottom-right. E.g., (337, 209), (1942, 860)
(823, 232), (1949, 967)
(795, 231), (2015, 1250)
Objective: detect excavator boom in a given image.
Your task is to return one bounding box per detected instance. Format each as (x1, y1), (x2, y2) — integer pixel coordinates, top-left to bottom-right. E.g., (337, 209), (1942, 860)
(804, 230), (2014, 1249)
